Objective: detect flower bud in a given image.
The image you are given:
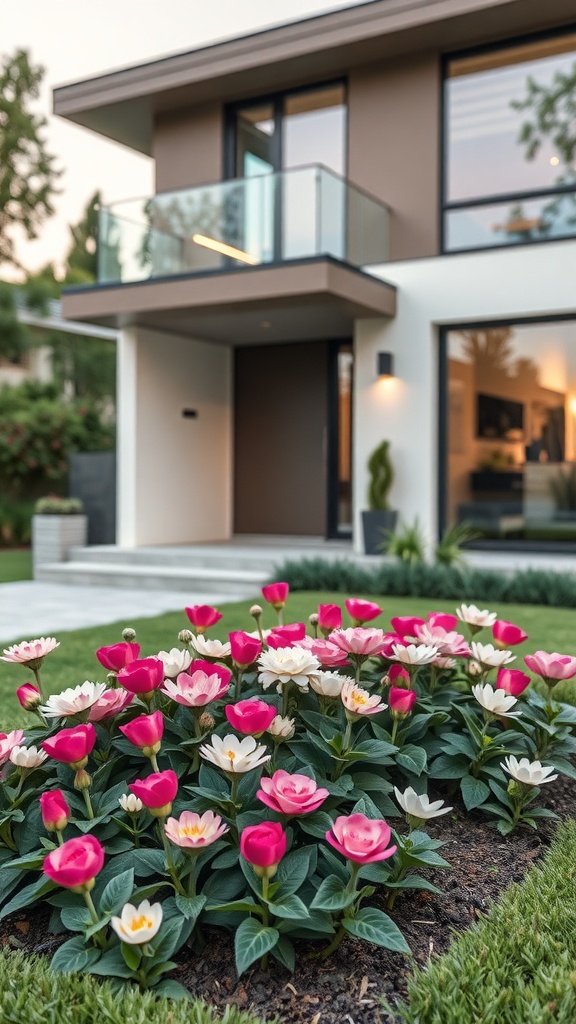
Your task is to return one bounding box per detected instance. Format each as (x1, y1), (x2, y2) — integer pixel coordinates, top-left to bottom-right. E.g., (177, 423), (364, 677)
(16, 683), (41, 711)
(122, 628), (137, 642)
(119, 793), (143, 813)
(309, 613), (319, 627)
(467, 659), (483, 678)
(74, 768), (92, 791)
(199, 711), (215, 731)
(250, 605), (263, 618)
(178, 629), (193, 644)
(40, 790), (70, 833)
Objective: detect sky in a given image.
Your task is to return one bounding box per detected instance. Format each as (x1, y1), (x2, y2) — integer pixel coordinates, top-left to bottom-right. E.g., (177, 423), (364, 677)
(2, 0), (366, 278)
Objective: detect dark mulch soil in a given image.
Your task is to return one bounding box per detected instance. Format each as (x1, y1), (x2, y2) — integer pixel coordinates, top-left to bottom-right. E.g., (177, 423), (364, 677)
(1, 777), (574, 1024)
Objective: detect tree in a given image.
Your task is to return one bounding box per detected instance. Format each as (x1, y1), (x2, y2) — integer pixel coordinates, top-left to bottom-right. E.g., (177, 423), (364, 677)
(514, 61), (576, 173)
(63, 190), (99, 285)
(0, 49), (60, 269)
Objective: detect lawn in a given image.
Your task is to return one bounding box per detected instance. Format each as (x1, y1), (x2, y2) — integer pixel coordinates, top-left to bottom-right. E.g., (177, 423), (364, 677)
(1, 589), (576, 730)
(0, 548), (32, 583)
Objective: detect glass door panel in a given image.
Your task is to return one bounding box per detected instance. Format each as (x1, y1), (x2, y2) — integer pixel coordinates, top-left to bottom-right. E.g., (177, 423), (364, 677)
(235, 104), (276, 262)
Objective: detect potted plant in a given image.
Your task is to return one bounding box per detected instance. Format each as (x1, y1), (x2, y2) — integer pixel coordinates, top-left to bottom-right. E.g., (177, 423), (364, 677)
(32, 495), (87, 576)
(361, 440), (398, 555)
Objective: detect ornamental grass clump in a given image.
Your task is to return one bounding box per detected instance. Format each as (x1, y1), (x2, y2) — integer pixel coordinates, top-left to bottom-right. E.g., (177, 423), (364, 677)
(0, 591), (574, 995)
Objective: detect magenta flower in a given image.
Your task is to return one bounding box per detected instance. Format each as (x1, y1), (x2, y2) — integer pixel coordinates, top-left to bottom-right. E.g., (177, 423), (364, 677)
(267, 623), (306, 649)
(41, 724), (96, 768)
(325, 813), (397, 864)
(318, 604), (342, 632)
(119, 710), (164, 752)
(388, 686), (417, 718)
(129, 769), (178, 815)
(240, 822), (287, 871)
(258, 770), (329, 816)
(185, 605), (222, 631)
(330, 628), (385, 658)
(117, 657), (164, 695)
(428, 612), (458, 631)
(380, 633), (409, 658)
(493, 620), (528, 648)
(162, 668), (229, 706)
(524, 650), (576, 683)
(345, 598), (382, 625)
(16, 684), (41, 710)
(390, 616), (425, 638)
(225, 698), (277, 735)
(44, 835), (104, 890)
(40, 790), (70, 833)
(388, 664), (410, 685)
(261, 582), (289, 610)
(229, 632), (262, 668)
(96, 642), (140, 672)
(189, 659), (232, 686)
(496, 668), (531, 696)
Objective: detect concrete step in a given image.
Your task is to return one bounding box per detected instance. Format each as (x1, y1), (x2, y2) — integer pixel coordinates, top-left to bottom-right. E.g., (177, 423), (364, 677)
(35, 561), (265, 596)
(66, 545), (283, 573)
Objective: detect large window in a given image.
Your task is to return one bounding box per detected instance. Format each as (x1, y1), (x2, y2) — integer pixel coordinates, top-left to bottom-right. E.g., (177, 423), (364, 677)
(444, 32), (576, 252)
(444, 319), (576, 546)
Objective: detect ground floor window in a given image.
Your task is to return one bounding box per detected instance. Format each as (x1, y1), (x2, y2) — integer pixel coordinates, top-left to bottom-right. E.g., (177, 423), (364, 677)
(443, 318), (576, 546)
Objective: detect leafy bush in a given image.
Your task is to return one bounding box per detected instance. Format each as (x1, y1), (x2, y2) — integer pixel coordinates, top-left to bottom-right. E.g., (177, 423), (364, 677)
(385, 519), (426, 564)
(0, 499), (33, 546)
(35, 496), (84, 515)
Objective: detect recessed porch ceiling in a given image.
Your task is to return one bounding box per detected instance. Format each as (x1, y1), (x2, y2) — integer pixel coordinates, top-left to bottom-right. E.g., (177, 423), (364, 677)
(60, 258), (396, 345)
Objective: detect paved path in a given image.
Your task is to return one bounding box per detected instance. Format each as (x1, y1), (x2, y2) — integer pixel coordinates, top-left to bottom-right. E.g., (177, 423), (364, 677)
(0, 582), (247, 644)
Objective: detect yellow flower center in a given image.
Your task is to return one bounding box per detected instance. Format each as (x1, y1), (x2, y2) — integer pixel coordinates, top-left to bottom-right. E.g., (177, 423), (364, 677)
(128, 915), (153, 932)
(353, 690), (368, 705)
(181, 824), (204, 838)
(226, 750), (237, 761)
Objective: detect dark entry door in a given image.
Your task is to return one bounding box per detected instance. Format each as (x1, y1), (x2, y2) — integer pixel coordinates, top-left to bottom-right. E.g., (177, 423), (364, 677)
(234, 342), (329, 535)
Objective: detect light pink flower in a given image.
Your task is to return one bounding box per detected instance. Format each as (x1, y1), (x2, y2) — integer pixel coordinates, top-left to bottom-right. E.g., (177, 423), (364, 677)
(162, 668), (229, 706)
(40, 682), (107, 719)
(258, 770), (329, 816)
(414, 624), (470, 658)
(89, 687), (133, 721)
(524, 651), (576, 682)
(164, 810), (228, 848)
(341, 680), (386, 716)
(1, 637), (59, 666)
(297, 636), (349, 667)
(326, 813), (397, 864)
(0, 730), (25, 767)
(329, 628), (385, 658)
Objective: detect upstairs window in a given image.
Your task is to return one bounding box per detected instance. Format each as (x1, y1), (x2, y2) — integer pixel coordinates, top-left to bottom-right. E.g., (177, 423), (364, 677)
(443, 32), (576, 252)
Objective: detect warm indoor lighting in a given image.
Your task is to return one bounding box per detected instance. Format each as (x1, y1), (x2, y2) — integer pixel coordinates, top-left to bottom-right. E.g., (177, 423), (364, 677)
(191, 234), (259, 265)
(550, 156), (560, 166)
(377, 352), (394, 378)
(570, 396), (576, 415)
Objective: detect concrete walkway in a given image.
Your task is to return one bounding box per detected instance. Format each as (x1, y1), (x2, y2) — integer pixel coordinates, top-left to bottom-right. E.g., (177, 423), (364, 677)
(0, 581), (256, 644)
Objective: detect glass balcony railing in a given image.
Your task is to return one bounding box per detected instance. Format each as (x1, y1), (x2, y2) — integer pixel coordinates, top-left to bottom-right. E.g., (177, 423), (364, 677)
(97, 165), (390, 285)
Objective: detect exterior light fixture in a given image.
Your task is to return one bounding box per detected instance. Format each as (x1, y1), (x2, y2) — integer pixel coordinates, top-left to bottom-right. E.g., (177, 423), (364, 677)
(377, 352), (394, 378)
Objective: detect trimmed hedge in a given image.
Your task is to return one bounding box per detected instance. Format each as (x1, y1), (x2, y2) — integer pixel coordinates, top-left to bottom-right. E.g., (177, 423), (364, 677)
(273, 558), (576, 608)
(0, 949), (267, 1024)
(394, 820), (576, 1024)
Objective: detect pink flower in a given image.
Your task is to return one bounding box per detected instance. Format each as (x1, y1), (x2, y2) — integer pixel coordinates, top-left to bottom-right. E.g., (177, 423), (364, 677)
(129, 769), (178, 816)
(117, 657), (164, 695)
(0, 730), (25, 767)
(414, 624), (471, 658)
(341, 680), (386, 716)
(388, 687), (417, 718)
(493, 620), (528, 648)
(330, 628), (385, 658)
(267, 623), (306, 649)
(44, 835), (104, 889)
(164, 810), (228, 849)
(258, 770), (329, 816)
(225, 699), (277, 735)
(41, 724), (96, 768)
(89, 687), (133, 721)
(119, 711), (164, 753)
(240, 822), (287, 872)
(496, 668), (531, 697)
(390, 616), (425, 638)
(16, 683), (41, 710)
(162, 668), (229, 706)
(261, 582), (289, 610)
(1, 637), (59, 666)
(229, 632), (262, 668)
(189, 660), (232, 686)
(428, 612), (458, 631)
(381, 633), (409, 658)
(300, 637), (348, 667)
(388, 664), (410, 685)
(318, 604), (342, 633)
(345, 599), (382, 625)
(325, 813), (397, 864)
(524, 651), (576, 682)
(96, 643), (140, 672)
(185, 605), (222, 631)
(40, 790), (70, 832)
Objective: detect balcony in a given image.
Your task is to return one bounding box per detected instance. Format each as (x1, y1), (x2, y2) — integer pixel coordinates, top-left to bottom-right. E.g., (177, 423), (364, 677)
(98, 164), (390, 284)
(63, 165), (395, 343)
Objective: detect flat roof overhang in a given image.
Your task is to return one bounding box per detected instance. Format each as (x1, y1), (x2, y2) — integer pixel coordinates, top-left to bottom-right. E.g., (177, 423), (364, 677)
(60, 258), (396, 345)
(53, 0), (576, 155)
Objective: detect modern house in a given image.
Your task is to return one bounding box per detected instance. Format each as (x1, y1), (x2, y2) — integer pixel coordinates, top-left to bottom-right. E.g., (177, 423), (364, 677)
(53, 0), (576, 556)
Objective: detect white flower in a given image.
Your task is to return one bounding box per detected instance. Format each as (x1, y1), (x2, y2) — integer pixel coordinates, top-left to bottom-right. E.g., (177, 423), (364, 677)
(258, 646), (320, 693)
(310, 672), (352, 698)
(1, 637), (60, 665)
(456, 604), (497, 629)
(199, 733), (271, 773)
(472, 683), (522, 718)
(267, 715), (295, 739)
(471, 642), (515, 669)
(9, 745), (48, 769)
(189, 635), (231, 659)
(111, 900), (162, 945)
(119, 793), (143, 813)
(40, 681), (108, 718)
(157, 647), (192, 678)
(394, 786), (452, 820)
(341, 680), (386, 716)
(467, 659), (483, 678)
(501, 755), (558, 787)
(391, 643), (439, 666)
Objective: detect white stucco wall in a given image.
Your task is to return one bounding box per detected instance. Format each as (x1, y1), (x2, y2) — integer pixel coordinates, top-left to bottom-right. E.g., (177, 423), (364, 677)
(117, 326), (231, 546)
(354, 239), (576, 553)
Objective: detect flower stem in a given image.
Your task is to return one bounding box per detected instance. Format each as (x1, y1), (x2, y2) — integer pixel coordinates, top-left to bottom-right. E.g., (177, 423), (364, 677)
(32, 666), (44, 701)
(390, 719), (399, 747)
(149, 753), (160, 773)
(56, 830), (64, 846)
(83, 789), (94, 820)
(260, 875), (270, 970)
(281, 682), (292, 719)
(234, 668), (244, 701)
(83, 890), (107, 948)
(157, 822), (187, 896)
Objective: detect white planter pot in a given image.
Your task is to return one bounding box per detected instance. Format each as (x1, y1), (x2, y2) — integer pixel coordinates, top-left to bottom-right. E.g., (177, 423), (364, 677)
(32, 514), (88, 576)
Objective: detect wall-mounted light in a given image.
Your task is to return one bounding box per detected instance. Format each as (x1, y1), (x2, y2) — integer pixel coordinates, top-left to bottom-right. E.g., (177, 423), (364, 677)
(377, 352), (394, 379)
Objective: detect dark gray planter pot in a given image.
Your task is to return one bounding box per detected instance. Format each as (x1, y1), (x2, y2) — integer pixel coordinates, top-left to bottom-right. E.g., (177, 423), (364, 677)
(362, 509), (398, 555)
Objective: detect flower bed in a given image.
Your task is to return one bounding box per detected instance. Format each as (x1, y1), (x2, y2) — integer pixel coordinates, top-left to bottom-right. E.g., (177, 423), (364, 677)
(0, 589), (575, 1011)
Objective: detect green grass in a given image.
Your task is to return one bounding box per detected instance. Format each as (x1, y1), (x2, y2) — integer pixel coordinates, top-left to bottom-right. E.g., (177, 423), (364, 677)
(0, 547), (32, 582)
(0, 949), (267, 1024)
(2, 590), (576, 729)
(393, 820), (576, 1024)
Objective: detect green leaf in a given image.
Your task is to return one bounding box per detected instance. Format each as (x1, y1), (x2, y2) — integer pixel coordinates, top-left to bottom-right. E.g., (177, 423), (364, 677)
(0, 875), (55, 919)
(100, 868), (135, 916)
(86, 946), (135, 979)
(310, 874), (355, 912)
(271, 935), (295, 972)
(428, 754), (469, 780)
(274, 846), (316, 898)
(174, 893), (206, 925)
(396, 744), (427, 777)
(267, 893), (309, 921)
(209, 899), (262, 915)
(343, 907), (410, 952)
(150, 918), (185, 961)
(460, 775), (490, 811)
(152, 979), (192, 1000)
(132, 849), (167, 877)
(297, 811), (335, 840)
(60, 905), (90, 933)
(234, 918), (279, 977)
(50, 936), (101, 974)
